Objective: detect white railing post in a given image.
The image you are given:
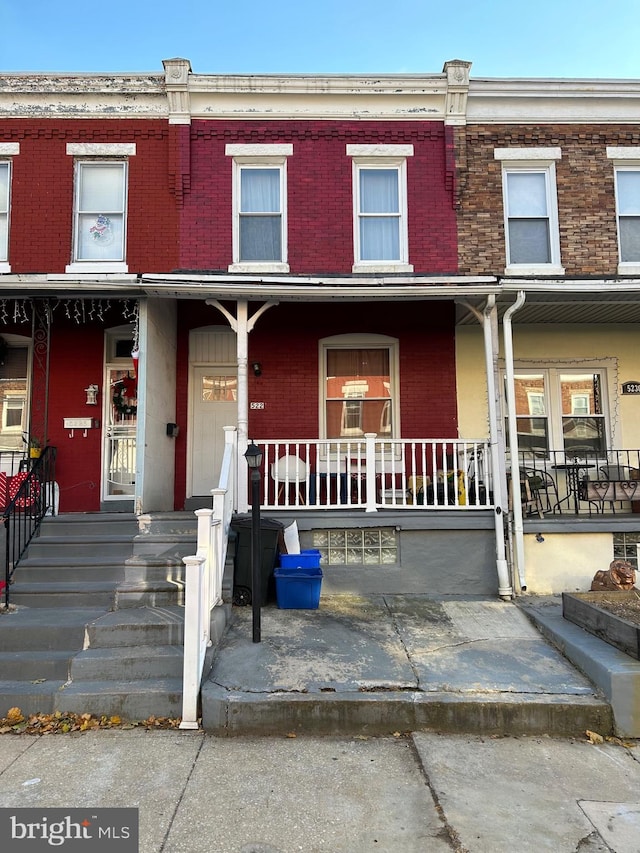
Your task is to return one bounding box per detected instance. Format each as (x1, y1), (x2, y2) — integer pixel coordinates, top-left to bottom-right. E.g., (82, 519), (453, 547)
(180, 553), (205, 730)
(364, 433), (377, 512)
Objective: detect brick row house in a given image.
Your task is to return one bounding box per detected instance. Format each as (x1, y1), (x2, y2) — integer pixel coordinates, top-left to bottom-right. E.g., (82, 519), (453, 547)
(2, 60), (640, 601)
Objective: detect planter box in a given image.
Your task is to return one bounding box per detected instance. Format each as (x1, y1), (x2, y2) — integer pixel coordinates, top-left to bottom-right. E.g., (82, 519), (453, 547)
(562, 591), (640, 660)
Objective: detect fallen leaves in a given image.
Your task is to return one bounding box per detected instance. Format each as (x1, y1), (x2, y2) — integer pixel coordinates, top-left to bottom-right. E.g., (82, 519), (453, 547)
(585, 729), (637, 748)
(0, 708), (181, 735)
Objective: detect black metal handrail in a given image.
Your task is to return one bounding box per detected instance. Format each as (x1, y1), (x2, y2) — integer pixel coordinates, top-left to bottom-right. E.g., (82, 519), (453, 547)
(2, 446), (57, 607)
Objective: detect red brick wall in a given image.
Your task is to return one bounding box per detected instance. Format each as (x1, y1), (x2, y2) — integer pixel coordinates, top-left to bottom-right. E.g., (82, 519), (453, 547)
(180, 120), (458, 274)
(2, 120), (178, 273)
(454, 123), (639, 276)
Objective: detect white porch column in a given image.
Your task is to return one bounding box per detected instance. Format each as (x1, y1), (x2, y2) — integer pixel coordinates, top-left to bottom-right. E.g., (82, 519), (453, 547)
(483, 297), (512, 600)
(235, 300), (250, 511)
(503, 292), (527, 590)
(364, 432), (378, 513)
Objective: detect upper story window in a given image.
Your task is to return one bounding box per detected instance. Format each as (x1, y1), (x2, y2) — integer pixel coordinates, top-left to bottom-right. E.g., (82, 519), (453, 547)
(607, 148), (640, 274)
(347, 145), (413, 274)
(66, 143), (135, 274)
(226, 144), (292, 273)
(494, 148), (564, 276)
(0, 144), (19, 273)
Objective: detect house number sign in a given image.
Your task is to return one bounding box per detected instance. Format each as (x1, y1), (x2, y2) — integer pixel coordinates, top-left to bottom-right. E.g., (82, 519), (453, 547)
(621, 381), (640, 395)
(250, 401), (265, 409)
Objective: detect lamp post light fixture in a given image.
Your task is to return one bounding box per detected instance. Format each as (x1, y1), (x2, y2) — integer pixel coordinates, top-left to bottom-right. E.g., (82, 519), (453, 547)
(244, 441), (263, 643)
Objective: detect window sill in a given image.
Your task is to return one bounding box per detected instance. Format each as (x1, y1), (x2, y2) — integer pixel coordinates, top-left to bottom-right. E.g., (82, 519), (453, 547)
(503, 264), (565, 277)
(228, 262), (290, 274)
(0, 262), (11, 274)
(352, 262), (414, 274)
(617, 263), (640, 275)
(66, 262), (129, 274)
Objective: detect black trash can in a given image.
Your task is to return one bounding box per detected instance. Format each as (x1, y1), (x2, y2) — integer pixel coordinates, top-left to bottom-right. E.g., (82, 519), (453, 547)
(230, 514), (285, 606)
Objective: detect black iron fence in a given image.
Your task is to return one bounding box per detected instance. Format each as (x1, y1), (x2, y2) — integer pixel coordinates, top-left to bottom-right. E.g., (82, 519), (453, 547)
(517, 449), (640, 516)
(2, 446), (57, 607)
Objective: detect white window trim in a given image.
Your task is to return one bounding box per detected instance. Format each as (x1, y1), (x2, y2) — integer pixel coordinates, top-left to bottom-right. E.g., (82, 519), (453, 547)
(348, 145), (413, 274)
(495, 148), (564, 276)
(0, 145), (19, 273)
(226, 144), (292, 273)
(66, 145), (134, 273)
(319, 333), (401, 450)
(607, 148), (640, 275)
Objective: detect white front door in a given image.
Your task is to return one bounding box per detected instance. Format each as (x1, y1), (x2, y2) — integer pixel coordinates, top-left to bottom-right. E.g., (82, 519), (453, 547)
(190, 366), (237, 496)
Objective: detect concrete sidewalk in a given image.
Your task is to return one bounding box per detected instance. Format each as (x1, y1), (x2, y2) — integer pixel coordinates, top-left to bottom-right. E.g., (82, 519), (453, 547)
(0, 729), (638, 852)
(201, 594), (613, 737)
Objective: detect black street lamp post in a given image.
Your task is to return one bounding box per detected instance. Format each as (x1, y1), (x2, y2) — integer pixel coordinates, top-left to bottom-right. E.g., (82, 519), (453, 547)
(244, 441), (263, 643)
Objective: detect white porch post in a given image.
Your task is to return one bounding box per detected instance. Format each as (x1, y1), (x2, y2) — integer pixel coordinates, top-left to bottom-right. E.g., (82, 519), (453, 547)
(483, 297), (512, 600)
(503, 292), (527, 590)
(364, 432), (377, 512)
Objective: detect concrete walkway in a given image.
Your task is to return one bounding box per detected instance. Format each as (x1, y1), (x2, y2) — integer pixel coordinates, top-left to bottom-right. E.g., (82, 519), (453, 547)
(202, 594), (613, 737)
(0, 729), (638, 852)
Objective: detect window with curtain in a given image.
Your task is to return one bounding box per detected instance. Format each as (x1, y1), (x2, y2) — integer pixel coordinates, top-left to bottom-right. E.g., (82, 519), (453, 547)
(239, 167), (282, 262)
(0, 162), (9, 262)
(325, 348), (392, 439)
(74, 162), (127, 262)
(358, 168), (400, 261)
(347, 145), (412, 272)
(614, 168), (640, 262)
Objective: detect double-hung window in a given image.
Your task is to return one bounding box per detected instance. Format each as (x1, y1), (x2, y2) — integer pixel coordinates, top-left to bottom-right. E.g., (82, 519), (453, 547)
(347, 145), (413, 273)
(508, 367), (611, 458)
(607, 148), (640, 274)
(226, 144), (292, 273)
(495, 148), (563, 276)
(0, 144), (19, 273)
(66, 143), (135, 273)
(321, 334), (399, 441)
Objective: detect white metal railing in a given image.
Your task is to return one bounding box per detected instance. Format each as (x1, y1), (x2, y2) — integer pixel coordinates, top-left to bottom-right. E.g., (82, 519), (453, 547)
(180, 426), (237, 729)
(257, 434), (492, 512)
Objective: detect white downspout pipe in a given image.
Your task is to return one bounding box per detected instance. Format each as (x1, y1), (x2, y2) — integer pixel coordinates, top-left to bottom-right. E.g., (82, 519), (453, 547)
(503, 291), (527, 590)
(460, 297), (512, 600)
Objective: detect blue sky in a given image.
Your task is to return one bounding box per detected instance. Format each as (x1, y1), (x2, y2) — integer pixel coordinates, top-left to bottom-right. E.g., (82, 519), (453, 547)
(2, 0), (640, 79)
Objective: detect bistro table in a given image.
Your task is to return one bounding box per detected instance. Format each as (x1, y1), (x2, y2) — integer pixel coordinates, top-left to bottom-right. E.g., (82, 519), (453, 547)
(551, 462), (595, 513)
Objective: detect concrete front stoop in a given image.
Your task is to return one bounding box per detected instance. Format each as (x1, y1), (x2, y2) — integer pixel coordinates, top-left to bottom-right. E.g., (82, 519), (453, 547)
(0, 512), (233, 721)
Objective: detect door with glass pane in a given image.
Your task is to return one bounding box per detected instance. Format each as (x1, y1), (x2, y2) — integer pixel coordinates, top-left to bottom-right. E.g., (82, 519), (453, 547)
(190, 366), (237, 496)
(103, 366), (137, 501)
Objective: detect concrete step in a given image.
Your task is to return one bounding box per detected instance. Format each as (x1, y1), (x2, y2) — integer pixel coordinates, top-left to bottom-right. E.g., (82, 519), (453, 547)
(0, 607), (106, 652)
(0, 679), (68, 717)
(13, 559), (126, 583)
(8, 582), (119, 609)
(37, 513), (138, 539)
(70, 645), (183, 681)
(1, 650), (74, 681)
(26, 535), (135, 559)
(85, 607), (185, 648)
(55, 678), (183, 720)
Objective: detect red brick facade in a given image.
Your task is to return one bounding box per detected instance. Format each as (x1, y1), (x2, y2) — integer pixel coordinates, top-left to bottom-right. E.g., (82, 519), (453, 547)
(179, 120), (458, 274)
(2, 120), (177, 273)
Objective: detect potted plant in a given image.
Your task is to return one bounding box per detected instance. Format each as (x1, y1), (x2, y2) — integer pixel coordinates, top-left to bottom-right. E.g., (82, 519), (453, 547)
(29, 437), (42, 459)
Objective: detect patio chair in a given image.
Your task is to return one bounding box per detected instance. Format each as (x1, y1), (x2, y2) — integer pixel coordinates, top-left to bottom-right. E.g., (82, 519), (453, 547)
(522, 468), (560, 515)
(270, 455), (308, 504)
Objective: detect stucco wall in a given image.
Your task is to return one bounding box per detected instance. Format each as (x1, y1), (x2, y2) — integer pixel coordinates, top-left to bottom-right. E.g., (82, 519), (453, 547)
(523, 532), (614, 595)
(456, 323), (640, 449)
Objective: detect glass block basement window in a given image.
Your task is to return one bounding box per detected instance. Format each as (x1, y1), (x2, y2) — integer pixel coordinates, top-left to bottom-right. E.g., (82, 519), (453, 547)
(312, 528), (398, 565)
(613, 532), (640, 569)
